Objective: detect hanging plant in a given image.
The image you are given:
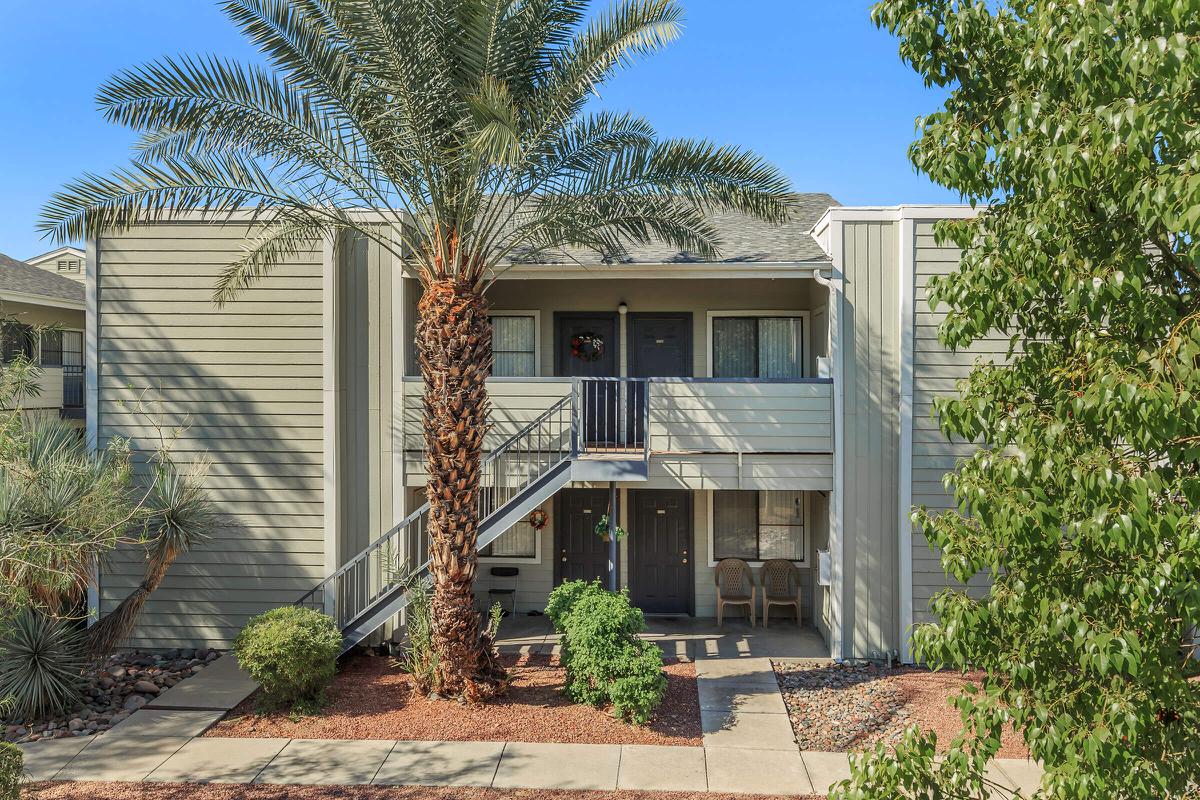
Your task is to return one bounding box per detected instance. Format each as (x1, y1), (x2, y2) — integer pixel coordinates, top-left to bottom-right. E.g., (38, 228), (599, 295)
(570, 332), (605, 362)
(527, 508), (548, 530)
(594, 514), (626, 543)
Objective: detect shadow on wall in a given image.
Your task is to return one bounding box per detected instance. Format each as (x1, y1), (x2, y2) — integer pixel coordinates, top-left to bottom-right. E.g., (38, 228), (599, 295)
(96, 311), (325, 651)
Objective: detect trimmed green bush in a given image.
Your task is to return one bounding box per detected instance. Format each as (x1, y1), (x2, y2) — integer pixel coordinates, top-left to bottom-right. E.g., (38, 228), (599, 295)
(547, 585), (666, 724)
(0, 741), (19, 800)
(0, 611), (84, 720)
(545, 578), (604, 633)
(233, 607), (341, 712)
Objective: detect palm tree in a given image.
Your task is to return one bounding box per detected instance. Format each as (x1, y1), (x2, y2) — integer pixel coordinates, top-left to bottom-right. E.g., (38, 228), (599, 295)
(40, 0), (797, 700)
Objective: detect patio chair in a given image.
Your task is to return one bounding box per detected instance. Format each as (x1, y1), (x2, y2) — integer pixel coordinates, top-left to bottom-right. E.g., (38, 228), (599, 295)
(715, 558), (755, 627)
(761, 559), (801, 628)
(488, 566), (519, 616)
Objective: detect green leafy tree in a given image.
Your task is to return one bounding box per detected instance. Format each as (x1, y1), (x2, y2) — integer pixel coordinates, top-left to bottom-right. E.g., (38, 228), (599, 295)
(833, 2), (1200, 799)
(39, 0), (797, 700)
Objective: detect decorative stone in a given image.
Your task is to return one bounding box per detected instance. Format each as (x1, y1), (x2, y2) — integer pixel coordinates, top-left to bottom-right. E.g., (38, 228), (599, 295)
(123, 694), (149, 712)
(133, 680), (161, 694)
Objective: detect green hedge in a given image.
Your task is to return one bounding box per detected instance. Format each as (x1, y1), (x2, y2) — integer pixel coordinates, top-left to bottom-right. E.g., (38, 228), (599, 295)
(545, 580), (666, 724)
(233, 606), (341, 712)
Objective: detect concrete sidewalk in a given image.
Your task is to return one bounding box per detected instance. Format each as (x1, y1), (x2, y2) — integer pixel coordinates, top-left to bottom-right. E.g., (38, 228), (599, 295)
(21, 734), (1045, 795)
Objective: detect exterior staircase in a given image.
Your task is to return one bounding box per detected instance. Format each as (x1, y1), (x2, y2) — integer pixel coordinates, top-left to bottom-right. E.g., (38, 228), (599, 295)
(297, 378), (650, 653)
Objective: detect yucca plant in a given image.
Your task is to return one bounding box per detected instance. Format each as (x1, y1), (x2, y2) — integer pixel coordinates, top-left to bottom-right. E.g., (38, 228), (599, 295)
(40, 0), (797, 700)
(87, 460), (220, 657)
(0, 611), (85, 720)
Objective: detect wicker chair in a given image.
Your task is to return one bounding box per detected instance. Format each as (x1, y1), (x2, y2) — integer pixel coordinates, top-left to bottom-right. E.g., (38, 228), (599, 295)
(715, 558), (756, 627)
(760, 559), (801, 628)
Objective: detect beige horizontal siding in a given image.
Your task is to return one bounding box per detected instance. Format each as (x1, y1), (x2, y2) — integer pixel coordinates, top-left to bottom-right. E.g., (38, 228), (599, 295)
(96, 223), (324, 650)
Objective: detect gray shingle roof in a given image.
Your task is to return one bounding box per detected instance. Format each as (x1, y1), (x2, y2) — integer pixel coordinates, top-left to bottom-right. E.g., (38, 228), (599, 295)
(0, 252), (86, 305)
(504, 192), (838, 265)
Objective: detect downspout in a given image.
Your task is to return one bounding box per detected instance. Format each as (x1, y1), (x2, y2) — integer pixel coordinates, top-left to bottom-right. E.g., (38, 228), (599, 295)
(812, 264), (845, 661)
(608, 481), (619, 592)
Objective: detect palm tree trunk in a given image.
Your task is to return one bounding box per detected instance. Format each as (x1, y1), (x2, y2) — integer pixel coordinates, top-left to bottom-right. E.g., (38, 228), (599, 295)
(416, 280), (505, 701)
(85, 550), (176, 660)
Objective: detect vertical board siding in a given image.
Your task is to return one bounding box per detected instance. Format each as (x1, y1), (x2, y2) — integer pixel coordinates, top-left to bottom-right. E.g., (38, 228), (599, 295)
(910, 221), (997, 624)
(96, 224), (324, 649)
(839, 220), (901, 659)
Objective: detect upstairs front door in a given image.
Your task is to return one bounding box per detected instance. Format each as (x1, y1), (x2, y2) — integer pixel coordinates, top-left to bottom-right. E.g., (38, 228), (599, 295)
(556, 313), (618, 447)
(554, 489), (613, 585)
(629, 490), (693, 614)
(629, 313), (691, 444)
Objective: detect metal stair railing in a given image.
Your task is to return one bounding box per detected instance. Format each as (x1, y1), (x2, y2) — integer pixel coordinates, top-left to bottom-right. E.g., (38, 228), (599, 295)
(295, 392), (574, 634)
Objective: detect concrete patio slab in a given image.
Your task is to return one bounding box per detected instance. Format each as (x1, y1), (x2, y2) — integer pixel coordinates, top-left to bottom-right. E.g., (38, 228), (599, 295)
(701, 709), (797, 750)
(147, 655), (258, 711)
(254, 739), (394, 785)
(492, 742), (621, 790)
(54, 734), (191, 782)
(697, 680), (787, 714)
(618, 744), (706, 792)
(705, 746), (813, 795)
(110, 708), (226, 738)
(993, 759), (1045, 796)
(373, 740), (504, 787)
(17, 737), (93, 782)
(801, 751), (853, 794)
(146, 737), (289, 783)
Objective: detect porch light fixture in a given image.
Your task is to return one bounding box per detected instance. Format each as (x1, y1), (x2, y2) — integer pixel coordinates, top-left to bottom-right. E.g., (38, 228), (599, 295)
(617, 302), (628, 315)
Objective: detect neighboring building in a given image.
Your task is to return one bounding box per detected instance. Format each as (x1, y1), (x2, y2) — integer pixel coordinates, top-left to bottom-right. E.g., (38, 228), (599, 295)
(26, 246), (87, 284)
(88, 200), (998, 660)
(0, 252), (87, 426)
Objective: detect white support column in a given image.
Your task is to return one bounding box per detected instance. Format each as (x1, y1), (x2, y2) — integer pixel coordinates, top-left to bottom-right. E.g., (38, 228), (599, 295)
(85, 237), (100, 626)
(322, 233), (340, 618)
(897, 217), (916, 663)
(814, 251), (845, 661)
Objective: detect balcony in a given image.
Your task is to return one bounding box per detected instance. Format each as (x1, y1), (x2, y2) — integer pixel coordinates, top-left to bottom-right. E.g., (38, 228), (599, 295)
(401, 376), (833, 458)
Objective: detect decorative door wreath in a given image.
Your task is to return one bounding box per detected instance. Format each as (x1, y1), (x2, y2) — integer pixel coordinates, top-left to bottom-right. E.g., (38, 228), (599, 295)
(570, 332), (605, 362)
(527, 508), (549, 530)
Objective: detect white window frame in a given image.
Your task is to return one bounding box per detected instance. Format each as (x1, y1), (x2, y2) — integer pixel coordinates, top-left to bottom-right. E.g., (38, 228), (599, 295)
(488, 310), (541, 378)
(706, 489), (810, 567)
(705, 310), (810, 379)
(479, 516), (545, 564)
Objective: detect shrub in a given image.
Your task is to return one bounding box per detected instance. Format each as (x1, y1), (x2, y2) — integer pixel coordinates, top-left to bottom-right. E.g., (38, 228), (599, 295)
(610, 641), (668, 725)
(0, 611), (84, 719)
(0, 742), (20, 800)
(551, 586), (666, 724)
(545, 579), (604, 634)
(394, 575), (438, 693)
(233, 606), (341, 712)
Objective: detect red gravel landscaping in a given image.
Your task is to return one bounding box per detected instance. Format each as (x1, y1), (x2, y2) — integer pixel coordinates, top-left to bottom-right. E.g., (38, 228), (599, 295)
(774, 661), (1029, 758)
(206, 652), (702, 746)
(24, 783), (818, 800)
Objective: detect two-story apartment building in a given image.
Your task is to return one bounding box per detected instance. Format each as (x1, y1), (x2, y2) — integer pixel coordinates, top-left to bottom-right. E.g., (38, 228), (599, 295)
(87, 198), (998, 662)
(0, 252), (87, 425)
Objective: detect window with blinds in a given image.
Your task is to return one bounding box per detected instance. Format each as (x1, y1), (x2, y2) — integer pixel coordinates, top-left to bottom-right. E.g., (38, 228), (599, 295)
(490, 315), (537, 377)
(712, 316), (803, 378)
(713, 490), (807, 562)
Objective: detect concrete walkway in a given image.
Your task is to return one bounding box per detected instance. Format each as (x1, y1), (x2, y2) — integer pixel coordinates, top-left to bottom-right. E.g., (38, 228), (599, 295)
(21, 733), (1045, 796)
(20, 637), (1044, 796)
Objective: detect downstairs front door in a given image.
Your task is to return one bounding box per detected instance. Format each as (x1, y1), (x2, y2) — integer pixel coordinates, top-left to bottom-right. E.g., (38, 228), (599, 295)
(554, 489), (613, 585)
(629, 490), (694, 615)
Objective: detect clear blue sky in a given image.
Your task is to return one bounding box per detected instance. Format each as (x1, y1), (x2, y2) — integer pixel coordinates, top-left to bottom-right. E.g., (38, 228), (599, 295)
(0, 0), (958, 260)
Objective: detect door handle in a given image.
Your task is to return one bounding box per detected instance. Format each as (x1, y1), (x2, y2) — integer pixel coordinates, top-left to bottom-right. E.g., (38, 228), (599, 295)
(682, 558), (688, 564)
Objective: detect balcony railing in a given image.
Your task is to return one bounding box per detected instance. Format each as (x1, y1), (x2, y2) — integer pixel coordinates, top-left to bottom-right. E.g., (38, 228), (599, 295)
(401, 376), (833, 458)
(62, 366), (84, 409)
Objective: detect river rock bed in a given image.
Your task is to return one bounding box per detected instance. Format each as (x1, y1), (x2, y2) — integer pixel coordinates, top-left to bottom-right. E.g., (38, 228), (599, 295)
(2, 648), (220, 743)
